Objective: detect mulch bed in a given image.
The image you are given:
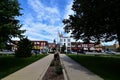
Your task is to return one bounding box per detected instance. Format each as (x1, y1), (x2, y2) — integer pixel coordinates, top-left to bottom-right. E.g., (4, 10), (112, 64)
(42, 53), (64, 80)
(42, 66), (64, 80)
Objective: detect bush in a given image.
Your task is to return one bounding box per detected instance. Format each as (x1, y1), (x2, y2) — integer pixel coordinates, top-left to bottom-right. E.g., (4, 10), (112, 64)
(55, 65), (63, 75)
(15, 38), (33, 58)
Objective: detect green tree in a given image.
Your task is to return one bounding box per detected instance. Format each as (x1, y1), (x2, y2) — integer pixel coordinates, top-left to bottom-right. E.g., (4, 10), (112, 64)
(63, 0), (120, 45)
(52, 47), (56, 52)
(0, 0), (25, 49)
(15, 38), (33, 58)
(61, 45), (66, 53)
(0, 42), (6, 51)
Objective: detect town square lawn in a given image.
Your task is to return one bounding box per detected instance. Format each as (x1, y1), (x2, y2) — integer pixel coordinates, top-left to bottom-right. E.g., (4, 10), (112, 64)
(67, 54), (120, 80)
(0, 54), (47, 79)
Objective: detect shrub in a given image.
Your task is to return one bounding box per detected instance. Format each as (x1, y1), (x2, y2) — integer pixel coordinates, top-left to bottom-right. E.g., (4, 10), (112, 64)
(55, 65), (63, 75)
(15, 38), (33, 58)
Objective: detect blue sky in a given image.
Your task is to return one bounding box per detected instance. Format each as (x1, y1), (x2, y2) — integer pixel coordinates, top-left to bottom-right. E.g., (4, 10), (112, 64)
(14, 0), (117, 45)
(15, 0), (74, 43)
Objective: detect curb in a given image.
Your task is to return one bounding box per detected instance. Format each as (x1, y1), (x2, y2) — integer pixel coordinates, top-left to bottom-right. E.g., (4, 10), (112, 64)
(62, 69), (68, 80)
(38, 55), (53, 80)
(60, 57), (69, 80)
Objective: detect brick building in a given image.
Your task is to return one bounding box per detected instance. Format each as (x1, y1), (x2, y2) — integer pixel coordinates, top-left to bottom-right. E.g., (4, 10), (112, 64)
(71, 42), (95, 52)
(32, 41), (48, 53)
(48, 39), (56, 52)
(12, 40), (48, 53)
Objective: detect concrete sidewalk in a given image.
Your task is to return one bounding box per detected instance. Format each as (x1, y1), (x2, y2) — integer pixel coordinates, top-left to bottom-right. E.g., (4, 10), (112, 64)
(2, 54), (53, 80)
(60, 54), (103, 80)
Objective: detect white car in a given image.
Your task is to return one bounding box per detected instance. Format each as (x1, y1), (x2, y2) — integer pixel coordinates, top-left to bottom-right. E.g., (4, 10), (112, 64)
(105, 50), (116, 54)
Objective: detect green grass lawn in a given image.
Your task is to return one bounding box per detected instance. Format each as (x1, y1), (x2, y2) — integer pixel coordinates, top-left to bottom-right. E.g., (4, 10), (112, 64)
(0, 54), (47, 79)
(67, 54), (120, 80)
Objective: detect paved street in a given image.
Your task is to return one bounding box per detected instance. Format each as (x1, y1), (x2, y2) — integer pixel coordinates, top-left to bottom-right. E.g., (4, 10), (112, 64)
(2, 54), (53, 80)
(60, 54), (103, 80)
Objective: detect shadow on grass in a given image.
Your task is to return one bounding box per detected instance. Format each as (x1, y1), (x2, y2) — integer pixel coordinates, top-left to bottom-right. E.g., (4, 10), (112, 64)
(67, 54), (120, 80)
(0, 54), (47, 79)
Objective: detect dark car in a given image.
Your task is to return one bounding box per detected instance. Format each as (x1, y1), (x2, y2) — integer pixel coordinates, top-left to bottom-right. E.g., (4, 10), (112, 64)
(67, 51), (77, 54)
(77, 50), (85, 54)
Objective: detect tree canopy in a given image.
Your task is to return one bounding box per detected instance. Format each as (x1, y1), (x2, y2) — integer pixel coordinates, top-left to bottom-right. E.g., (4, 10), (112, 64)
(63, 0), (120, 45)
(0, 0), (25, 48)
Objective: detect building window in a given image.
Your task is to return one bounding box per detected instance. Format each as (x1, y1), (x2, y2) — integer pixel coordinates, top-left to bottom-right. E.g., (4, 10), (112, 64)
(68, 43), (70, 46)
(85, 44), (88, 47)
(60, 39), (62, 42)
(82, 44), (86, 47)
(68, 39), (70, 42)
(82, 44), (84, 47)
(41, 43), (43, 46)
(72, 45), (75, 47)
(78, 45), (81, 47)
(91, 44), (94, 47)
(44, 42), (46, 46)
(64, 39), (66, 42)
(37, 42), (39, 44)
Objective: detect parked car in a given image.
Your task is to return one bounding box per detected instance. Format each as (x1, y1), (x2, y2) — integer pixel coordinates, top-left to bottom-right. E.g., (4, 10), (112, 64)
(77, 50), (86, 54)
(67, 51), (77, 54)
(105, 50), (116, 54)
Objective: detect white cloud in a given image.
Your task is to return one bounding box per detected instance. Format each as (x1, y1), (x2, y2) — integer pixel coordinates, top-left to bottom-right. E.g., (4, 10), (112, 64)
(20, 13), (63, 42)
(64, 0), (74, 19)
(13, 0), (75, 43)
(28, 0), (60, 25)
(26, 0), (71, 41)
